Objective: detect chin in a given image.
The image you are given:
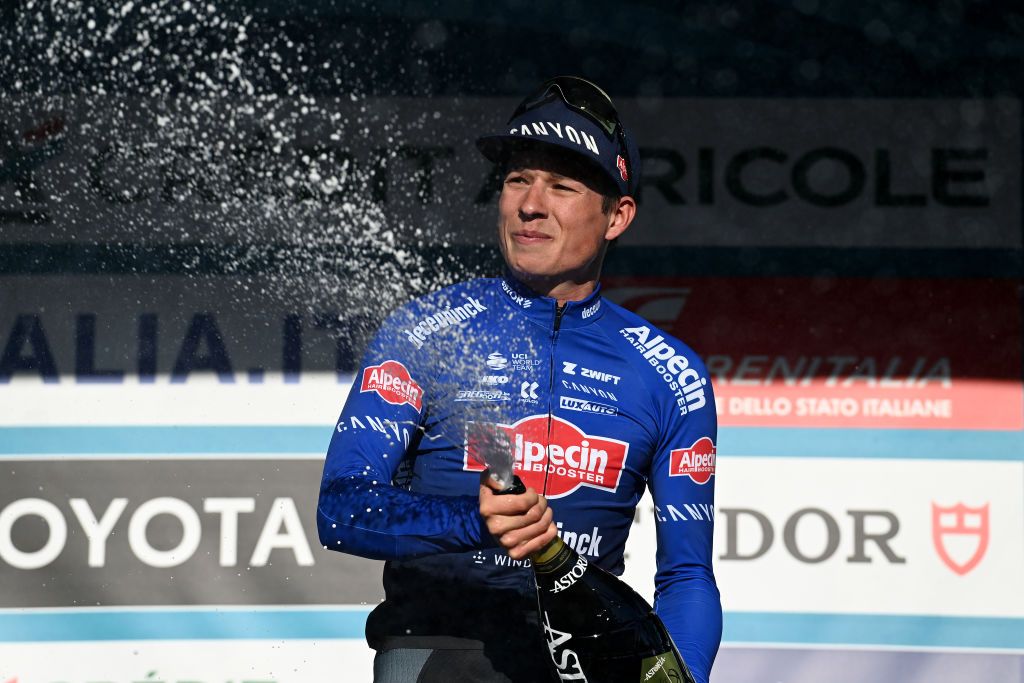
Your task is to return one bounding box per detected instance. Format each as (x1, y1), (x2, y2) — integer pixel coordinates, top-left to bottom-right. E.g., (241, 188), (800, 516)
(508, 260), (557, 282)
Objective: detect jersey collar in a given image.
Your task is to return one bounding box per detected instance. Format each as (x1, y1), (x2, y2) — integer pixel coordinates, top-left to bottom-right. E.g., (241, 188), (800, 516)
(498, 274), (606, 329)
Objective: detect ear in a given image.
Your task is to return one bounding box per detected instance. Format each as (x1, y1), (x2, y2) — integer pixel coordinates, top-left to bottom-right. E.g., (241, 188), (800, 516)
(604, 196), (637, 242)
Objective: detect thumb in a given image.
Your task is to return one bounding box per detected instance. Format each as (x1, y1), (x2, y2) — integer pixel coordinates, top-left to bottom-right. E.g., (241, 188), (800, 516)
(480, 469), (506, 492)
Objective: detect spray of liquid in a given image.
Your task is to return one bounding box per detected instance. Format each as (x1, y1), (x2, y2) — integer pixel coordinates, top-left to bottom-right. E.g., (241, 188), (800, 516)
(1, 3), (488, 335)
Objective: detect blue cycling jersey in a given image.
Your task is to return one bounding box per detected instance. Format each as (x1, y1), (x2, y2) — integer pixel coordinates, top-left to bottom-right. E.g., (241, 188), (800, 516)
(318, 275), (722, 683)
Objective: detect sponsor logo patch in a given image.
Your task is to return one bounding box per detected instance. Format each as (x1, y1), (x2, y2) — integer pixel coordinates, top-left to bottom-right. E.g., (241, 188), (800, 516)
(360, 360), (423, 411)
(557, 522), (604, 557)
(509, 118), (602, 157)
(464, 415), (629, 498)
(582, 367), (620, 384)
(561, 360), (620, 385)
(560, 395), (617, 416)
(502, 279), (533, 308)
(669, 436), (716, 484)
(456, 389), (512, 402)
(404, 295), (487, 349)
(521, 380), (540, 401)
(486, 352), (508, 370)
(620, 325), (709, 416)
(654, 502), (715, 523)
(561, 379), (618, 402)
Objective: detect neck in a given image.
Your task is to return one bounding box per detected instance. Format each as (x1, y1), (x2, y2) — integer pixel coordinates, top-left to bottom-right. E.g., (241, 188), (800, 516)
(512, 273), (598, 305)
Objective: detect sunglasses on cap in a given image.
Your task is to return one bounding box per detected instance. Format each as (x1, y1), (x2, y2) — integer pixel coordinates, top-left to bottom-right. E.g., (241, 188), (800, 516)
(509, 76), (631, 188)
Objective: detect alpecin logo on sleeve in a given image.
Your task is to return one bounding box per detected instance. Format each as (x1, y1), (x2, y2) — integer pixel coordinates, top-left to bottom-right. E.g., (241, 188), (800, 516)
(360, 360), (423, 411)
(669, 436), (716, 484)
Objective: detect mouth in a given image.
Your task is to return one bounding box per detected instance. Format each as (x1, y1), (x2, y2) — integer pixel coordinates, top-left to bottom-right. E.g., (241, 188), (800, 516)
(511, 230), (553, 245)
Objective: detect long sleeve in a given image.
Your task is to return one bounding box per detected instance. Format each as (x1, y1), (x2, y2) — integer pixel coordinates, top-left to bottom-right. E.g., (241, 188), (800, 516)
(316, 308), (493, 561)
(647, 352), (723, 683)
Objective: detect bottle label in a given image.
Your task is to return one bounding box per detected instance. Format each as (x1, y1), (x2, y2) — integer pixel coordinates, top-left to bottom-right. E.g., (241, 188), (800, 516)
(640, 651), (691, 683)
(542, 610), (588, 682)
(548, 554), (588, 594)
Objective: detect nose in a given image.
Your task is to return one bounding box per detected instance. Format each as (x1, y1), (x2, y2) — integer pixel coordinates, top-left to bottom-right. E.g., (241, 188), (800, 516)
(517, 180), (548, 222)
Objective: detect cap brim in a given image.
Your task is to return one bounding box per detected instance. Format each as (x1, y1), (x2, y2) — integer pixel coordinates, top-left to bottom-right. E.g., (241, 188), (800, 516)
(475, 134), (619, 191)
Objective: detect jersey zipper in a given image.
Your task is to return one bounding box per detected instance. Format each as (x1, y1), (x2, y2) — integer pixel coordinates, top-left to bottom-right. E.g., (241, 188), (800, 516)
(542, 303), (567, 496)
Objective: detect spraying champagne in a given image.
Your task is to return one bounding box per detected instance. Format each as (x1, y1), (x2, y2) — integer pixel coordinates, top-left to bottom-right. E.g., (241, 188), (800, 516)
(469, 422), (696, 683)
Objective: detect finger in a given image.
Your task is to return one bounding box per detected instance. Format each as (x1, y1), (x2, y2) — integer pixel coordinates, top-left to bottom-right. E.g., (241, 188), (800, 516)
(484, 496), (548, 537)
(498, 506), (554, 549)
(487, 511), (534, 538)
(480, 469), (507, 492)
(479, 484), (539, 516)
(507, 517), (559, 561)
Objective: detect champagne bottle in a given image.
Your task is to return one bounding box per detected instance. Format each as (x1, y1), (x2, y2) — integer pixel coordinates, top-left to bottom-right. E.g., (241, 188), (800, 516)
(481, 422), (693, 683)
(531, 536), (695, 683)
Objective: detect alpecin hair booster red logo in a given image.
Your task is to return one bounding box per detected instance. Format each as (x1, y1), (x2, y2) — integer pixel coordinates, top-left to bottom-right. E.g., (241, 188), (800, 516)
(360, 360), (423, 411)
(464, 415), (629, 498)
(669, 437), (716, 484)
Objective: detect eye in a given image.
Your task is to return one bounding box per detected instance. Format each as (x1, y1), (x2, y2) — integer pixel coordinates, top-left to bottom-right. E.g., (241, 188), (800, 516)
(505, 174), (527, 185)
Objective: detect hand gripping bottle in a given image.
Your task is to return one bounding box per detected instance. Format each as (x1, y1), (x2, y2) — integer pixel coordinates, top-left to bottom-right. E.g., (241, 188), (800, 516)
(531, 536), (695, 683)
(494, 470), (694, 683)
(479, 418), (693, 683)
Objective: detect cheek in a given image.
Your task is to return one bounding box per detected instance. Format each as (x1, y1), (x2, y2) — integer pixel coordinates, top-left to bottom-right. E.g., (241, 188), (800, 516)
(498, 190), (519, 220)
(566, 213), (608, 252)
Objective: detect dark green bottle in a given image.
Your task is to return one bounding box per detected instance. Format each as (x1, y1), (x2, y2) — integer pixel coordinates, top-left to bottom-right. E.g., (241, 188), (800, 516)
(531, 536), (695, 683)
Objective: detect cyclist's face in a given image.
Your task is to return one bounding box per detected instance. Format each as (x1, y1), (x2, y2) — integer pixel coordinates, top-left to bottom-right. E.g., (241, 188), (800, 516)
(497, 148), (633, 299)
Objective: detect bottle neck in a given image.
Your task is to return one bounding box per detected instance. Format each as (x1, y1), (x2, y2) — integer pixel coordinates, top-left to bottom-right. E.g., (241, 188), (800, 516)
(531, 536), (575, 574)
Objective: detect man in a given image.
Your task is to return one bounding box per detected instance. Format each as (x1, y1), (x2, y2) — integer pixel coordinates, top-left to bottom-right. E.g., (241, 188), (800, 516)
(317, 76), (722, 682)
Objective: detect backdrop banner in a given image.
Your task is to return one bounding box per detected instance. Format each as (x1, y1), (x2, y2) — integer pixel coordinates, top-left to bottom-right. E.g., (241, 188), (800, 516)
(2, 97), (1022, 682)
(3, 98), (1019, 248)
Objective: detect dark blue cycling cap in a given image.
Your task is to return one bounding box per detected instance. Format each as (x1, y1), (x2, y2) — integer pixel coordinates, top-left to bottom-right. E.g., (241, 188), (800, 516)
(476, 76), (640, 197)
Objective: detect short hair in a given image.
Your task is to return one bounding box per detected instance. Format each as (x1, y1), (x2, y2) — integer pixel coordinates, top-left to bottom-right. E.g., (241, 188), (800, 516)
(600, 193), (620, 215)
(500, 142), (622, 216)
